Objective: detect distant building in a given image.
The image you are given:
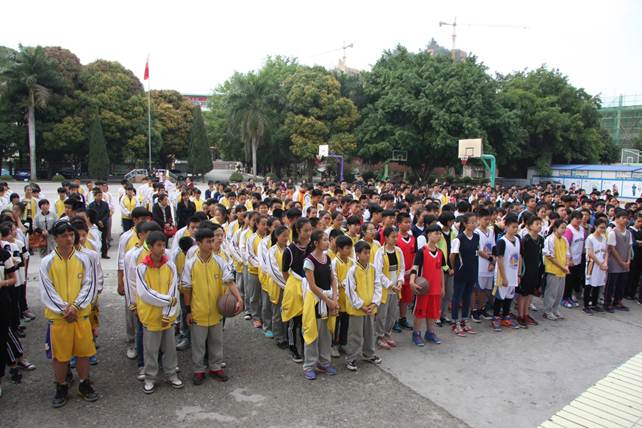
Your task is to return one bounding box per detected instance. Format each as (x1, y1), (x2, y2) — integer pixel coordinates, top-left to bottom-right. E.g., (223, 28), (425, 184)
(183, 94), (209, 110)
(335, 58), (360, 75)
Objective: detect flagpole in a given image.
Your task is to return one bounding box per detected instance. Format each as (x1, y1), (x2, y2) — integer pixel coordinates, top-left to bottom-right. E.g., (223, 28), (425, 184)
(147, 56), (152, 175)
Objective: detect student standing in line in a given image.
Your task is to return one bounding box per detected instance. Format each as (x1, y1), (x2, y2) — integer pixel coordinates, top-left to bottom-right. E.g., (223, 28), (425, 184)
(584, 218), (608, 315)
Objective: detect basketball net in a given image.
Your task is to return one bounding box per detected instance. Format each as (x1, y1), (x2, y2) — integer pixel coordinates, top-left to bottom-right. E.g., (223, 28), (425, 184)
(460, 157), (469, 166)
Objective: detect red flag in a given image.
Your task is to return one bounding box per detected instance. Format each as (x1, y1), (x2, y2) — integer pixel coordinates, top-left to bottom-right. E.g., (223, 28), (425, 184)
(144, 58), (149, 80)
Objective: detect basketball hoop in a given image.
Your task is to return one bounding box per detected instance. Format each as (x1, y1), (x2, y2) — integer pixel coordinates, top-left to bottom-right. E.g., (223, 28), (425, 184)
(460, 157), (469, 166)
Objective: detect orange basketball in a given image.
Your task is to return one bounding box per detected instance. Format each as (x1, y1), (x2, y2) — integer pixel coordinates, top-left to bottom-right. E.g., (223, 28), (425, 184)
(414, 276), (429, 296)
(217, 292), (238, 318)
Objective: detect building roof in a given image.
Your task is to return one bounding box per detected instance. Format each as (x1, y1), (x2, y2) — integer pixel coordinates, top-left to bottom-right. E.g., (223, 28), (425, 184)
(551, 164), (642, 172)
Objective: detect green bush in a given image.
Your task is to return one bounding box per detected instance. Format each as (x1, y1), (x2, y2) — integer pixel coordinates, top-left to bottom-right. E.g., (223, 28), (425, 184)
(52, 173), (65, 182)
(0, 175), (13, 181)
(229, 171), (243, 182)
(266, 172), (279, 181)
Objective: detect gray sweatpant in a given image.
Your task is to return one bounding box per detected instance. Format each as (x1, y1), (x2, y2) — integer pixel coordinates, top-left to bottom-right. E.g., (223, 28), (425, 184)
(303, 318), (332, 371)
(272, 291), (285, 342)
(125, 301), (136, 343)
(191, 323), (223, 373)
(441, 275), (454, 320)
(346, 314), (375, 363)
(544, 275), (566, 315)
(143, 327), (177, 382)
(242, 267), (251, 312)
(261, 289), (273, 332)
(246, 273), (262, 320)
(376, 293), (399, 338)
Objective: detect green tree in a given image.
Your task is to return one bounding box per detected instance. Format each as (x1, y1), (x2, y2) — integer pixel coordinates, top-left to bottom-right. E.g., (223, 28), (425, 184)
(357, 45), (513, 176)
(498, 67), (616, 175)
(283, 66), (358, 179)
(78, 60), (148, 165)
(0, 45), (62, 179)
(150, 90), (195, 164)
(88, 115), (110, 179)
(188, 107), (212, 175)
(225, 71), (271, 176)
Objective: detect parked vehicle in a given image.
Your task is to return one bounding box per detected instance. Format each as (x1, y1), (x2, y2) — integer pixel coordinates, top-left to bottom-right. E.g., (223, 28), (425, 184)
(13, 169), (30, 181)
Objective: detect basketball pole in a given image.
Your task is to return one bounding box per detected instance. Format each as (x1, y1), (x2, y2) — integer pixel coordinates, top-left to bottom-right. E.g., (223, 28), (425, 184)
(480, 154), (496, 188)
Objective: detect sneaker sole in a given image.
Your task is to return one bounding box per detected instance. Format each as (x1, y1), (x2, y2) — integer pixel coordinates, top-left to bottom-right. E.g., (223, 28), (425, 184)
(169, 382), (184, 389)
(78, 392), (99, 402)
(52, 399), (68, 408)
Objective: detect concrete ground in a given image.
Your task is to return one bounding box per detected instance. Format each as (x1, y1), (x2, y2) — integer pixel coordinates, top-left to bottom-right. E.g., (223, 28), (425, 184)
(1, 182), (641, 427)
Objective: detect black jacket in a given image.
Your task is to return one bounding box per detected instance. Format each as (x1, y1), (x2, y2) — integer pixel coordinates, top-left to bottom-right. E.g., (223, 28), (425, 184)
(176, 200), (196, 229)
(152, 203), (173, 226)
(88, 200), (110, 228)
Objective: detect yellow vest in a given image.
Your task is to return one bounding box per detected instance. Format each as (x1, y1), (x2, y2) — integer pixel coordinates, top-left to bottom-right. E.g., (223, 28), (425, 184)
(194, 198), (203, 212)
(544, 235), (568, 277)
(345, 263), (377, 317)
(121, 196), (137, 219)
(55, 199), (65, 218)
(136, 262), (177, 331)
(266, 245), (284, 304)
(334, 256), (353, 312)
(362, 239), (381, 265)
(380, 247), (403, 304)
(44, 250), (91, 321)
(188, 251), (225, 327)
(125, 231), (140, 253)
(175, 251), (187, 291)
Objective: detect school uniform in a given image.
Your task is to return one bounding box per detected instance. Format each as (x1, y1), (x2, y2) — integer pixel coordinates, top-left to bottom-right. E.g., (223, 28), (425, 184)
(517, 234), (543, 297)
(258, 235), (273, 332)
(0, 248), (19, 379)
(182, 250), (233, 374)
(245, 232), (265, 322)
(282, 243), (309, 356)
(493, 236), (520, 317)
(585, 234), (607, 308)
(373, 246), (404, 338)
(413, 247), (446, 320)
(475, 226), (495, 290)
(136, 254), (180, 382)
(543, 234), (569, 316)
(330, 255), (353, 347)
(120, 195), (139, 232)
(345, 262), (382, 363)
(267, 244), (287, 343)
(40, 249), (95, 363)
(450, 231), (480, 321)
(605, 227), (632, 308)
(396, 233), (416, 306)
(117, 227), (140, 345)
(302, 253), (335, 371)
(563, 224), (586, 301)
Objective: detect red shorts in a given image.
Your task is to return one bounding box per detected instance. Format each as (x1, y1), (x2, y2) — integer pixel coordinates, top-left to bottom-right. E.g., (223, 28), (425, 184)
(413, 294), (441, 320)
(400, 278), (413, 304)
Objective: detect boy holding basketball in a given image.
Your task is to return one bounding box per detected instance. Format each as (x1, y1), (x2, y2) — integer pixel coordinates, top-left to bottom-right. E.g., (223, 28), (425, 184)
(410, 225), (446, 346)
(182, 225), (242, 385)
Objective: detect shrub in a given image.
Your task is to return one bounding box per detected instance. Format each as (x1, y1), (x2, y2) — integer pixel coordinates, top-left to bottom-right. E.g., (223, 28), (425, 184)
(52, 173), (65, 182)
(229, 171), (243, 182)
(0, 175), (13, 181)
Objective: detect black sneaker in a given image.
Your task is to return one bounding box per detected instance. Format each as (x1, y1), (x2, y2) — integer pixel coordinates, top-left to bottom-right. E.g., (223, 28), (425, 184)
(583, 307), (593, 316)
(591, 305), (604, 312)
(276, 341), (289, 349)
(9, 367), (22, 384)
(399, 318), (413, 330)
(78, 380), (98, 402)
(65, 370), (74, 386)
(471, 310), (481, 323)
(480, 309), (493, 320)
(290, 348), (303, 363)
(346, 360), (358, 371)
(52, 383), (69, 408)
(604, 305), (615, 313)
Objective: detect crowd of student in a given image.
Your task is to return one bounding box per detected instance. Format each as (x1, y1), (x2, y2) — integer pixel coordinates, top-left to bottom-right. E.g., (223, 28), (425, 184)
(0, 177), (640, 407)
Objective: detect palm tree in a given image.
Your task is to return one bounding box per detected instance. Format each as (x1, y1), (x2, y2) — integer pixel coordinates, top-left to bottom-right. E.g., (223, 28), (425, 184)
(225, 72), (271, 177)
(0, 45), (59, 179)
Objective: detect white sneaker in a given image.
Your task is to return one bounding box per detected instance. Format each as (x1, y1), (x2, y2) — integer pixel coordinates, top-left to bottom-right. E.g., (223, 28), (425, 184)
(553, 312), (565, 320)
(543, 312), (558, 321)
(168, 374), (184, 389)
(143, 380), (155, 394)
(331, 345), (341, 358)
(136, 367), (145, 381)
(221, 362), (226, 368)
(126, 346), (137, 360)
(529, 303), (537, 311)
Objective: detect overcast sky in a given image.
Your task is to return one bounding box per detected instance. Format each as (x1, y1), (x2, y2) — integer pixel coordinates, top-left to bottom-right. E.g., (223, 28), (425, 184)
(3, 0), (640, 103)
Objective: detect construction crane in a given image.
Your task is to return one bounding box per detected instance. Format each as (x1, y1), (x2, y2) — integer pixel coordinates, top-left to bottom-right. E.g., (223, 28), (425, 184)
(439, 18), (529, 60)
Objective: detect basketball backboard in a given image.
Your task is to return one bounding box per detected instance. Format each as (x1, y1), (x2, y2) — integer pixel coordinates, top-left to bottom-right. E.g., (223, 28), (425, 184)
(392, 150), (408, 162)
(458, 138), (483, 159)
(319, 144), (329, 158)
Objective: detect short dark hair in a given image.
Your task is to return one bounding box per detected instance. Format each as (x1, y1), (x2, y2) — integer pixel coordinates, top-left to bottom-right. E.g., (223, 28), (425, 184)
(354, 240), (371, 254)
(194, 228), (214, 242)
(335, 235), (353, 249)
(146, 230), (168, 247)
